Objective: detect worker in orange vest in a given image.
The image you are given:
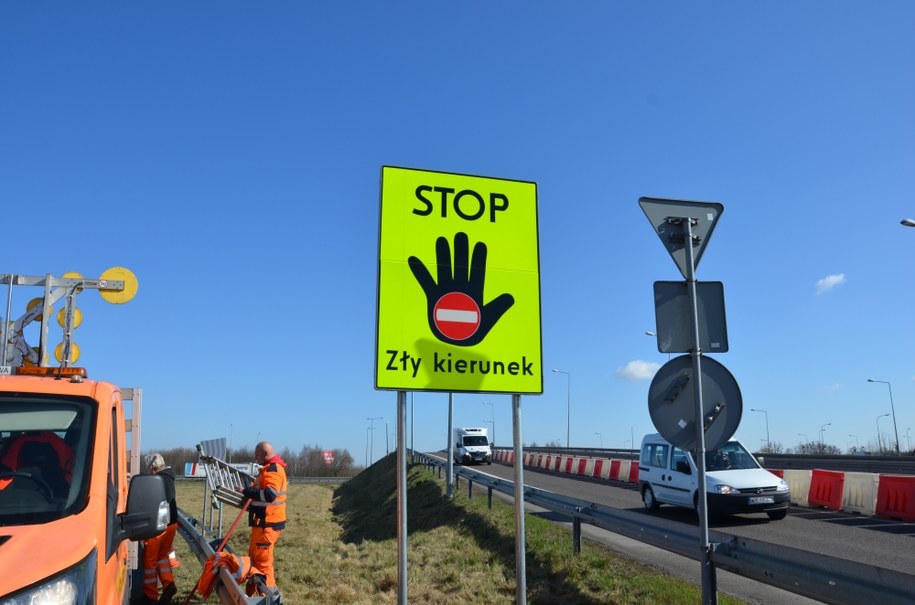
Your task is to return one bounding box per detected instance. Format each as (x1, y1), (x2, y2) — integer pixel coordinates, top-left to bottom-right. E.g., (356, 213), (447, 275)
(141, 453), (178, 604)
(235, 440), (287, 600)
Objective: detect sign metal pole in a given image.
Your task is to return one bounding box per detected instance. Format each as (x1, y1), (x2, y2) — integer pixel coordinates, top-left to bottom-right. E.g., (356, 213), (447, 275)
(682, 217), (718, 605)
(447, 392), (454, 499)
(512, 393), (527, 605)
(396, 390), (408, 605)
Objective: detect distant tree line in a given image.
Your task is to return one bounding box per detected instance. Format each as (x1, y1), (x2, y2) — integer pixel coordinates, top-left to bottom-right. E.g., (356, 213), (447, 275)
(142, 444), (361, 477)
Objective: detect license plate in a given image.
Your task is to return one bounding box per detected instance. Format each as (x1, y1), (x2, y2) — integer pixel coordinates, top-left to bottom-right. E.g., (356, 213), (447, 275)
(748, 496), (774, 505)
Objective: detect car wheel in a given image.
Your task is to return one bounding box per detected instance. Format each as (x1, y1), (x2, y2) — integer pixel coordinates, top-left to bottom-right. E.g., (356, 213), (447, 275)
(767, 509), (788, 520)
(642, 486), (659, 511)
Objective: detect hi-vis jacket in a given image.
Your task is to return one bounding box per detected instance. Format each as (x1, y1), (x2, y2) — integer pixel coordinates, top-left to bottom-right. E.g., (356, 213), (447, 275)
(242, 456), (287, 529)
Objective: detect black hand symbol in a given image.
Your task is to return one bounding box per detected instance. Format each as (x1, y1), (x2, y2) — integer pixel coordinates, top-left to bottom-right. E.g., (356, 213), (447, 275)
(408, 232), (514, 346)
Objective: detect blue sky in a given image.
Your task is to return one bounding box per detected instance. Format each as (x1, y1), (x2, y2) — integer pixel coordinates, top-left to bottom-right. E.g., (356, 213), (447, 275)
(3, 3), (914, 463)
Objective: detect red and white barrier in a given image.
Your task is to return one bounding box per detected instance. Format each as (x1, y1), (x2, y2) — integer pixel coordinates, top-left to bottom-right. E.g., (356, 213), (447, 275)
(499, 454), (911, 522)
(842, 472), (879, 516)
(875, 474), (915, 522)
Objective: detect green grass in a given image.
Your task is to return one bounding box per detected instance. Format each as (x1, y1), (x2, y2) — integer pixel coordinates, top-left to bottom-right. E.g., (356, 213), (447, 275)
(170, 455), (745, 604)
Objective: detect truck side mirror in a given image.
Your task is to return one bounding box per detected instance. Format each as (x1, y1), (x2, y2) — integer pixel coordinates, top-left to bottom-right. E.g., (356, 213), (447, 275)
(121, 473), (169, 541)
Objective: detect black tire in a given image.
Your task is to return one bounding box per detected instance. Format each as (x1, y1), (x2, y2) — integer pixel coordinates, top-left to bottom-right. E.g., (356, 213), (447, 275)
(767, 509), (788, 520)
(642, 485), (659, 512)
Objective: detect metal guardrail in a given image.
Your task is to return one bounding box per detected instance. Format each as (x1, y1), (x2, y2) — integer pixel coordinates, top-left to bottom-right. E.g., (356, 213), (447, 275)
(416, 453), (915, 605)
(176, 510), (273, 605)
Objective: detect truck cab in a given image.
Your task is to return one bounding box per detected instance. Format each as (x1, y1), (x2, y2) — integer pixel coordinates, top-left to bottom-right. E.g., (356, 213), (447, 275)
(1, 269), (168, 603)
(0, 367), (169, 603)
(453, 427), (492, 465)
(638, 433), (790, 520)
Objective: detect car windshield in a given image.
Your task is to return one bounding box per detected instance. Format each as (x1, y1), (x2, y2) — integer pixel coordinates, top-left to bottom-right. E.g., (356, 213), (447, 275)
(463, 436), (488, 446)
(703, 441), (758, 471)
(0, 395), (94, 526)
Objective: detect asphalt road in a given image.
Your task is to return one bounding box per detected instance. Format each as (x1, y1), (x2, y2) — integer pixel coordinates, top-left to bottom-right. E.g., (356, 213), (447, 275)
(436, 455), (915, 605)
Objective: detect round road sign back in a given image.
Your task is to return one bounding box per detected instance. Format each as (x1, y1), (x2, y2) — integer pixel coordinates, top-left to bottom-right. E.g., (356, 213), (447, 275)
(647, 354), (742, 451)
(433, 292), (481, 341)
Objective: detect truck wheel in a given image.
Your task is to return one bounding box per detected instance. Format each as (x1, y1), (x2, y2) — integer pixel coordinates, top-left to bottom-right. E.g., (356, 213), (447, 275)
(767, 509), (788, 520)
(642, 486), (659, 512)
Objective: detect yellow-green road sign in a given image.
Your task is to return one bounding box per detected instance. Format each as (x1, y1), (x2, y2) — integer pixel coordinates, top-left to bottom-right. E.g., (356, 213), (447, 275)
(375, 166), (542, 394)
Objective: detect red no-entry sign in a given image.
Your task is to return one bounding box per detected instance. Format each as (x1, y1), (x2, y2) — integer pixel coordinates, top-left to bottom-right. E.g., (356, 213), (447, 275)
(433, 292), (480, 341)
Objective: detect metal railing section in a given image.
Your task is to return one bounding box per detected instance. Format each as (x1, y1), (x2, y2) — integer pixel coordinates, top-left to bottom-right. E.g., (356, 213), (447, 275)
(177, 509), (273, 605)
(415, 453), (915, 605)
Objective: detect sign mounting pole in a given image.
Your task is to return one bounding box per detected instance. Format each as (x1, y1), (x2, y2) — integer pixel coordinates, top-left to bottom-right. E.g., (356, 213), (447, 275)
(682, 216), (717, 605)
(396, 389), (408, 605)
(512, 393), (527, 605)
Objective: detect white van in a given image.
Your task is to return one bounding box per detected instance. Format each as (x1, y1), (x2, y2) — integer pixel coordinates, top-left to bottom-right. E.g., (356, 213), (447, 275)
(638, 433), (790, 520)
(453, 427), (492, 465)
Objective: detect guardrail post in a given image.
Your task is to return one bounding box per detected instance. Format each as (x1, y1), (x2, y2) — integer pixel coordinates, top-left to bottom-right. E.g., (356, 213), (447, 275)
(487, 486), (493, 509)
(468, 479), (473, 498)
(572, 517), (582, 554)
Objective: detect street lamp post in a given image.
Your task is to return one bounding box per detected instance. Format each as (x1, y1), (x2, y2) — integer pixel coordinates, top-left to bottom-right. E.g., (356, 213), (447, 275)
(482, 420), (494, 446)
(552, 369), (571, 447)
(367, 417), (383, 464)
(907, 427), (912, 452)
(750, 408), (770, 450)
(595, 432), (603, 448)
(384, 418), (389, 455)
(819, 423), (831, 446)
(868, 379), (900, 454)
(483, 401), (495, 448)
(849, 434), (859, 450)
(876, 413), (890, 453)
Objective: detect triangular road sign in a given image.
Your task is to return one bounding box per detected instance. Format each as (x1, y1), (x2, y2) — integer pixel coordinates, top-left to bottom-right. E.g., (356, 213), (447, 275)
(639, 197), (724, 279)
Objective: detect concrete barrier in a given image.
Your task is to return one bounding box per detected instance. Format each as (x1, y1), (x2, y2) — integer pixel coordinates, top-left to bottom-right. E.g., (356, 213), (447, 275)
(842, 471), (878, 516)
(875, 474), (915, 522)
(808, 469), (845, 510)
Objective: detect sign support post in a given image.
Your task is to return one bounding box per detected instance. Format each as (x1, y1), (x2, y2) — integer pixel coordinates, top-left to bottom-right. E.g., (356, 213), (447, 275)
(396, 390), (408, 605)
(447, 393), (454, 499)
(683, 217), (717, 605)
(512, 393), (527, 605)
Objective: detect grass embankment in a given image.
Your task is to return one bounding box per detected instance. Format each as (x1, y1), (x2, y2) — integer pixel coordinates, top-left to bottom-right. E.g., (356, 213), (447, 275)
(170, 455), (743, 604)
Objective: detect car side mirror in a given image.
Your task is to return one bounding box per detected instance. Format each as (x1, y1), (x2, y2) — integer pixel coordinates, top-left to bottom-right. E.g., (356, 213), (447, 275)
(676, 460), (692, 474)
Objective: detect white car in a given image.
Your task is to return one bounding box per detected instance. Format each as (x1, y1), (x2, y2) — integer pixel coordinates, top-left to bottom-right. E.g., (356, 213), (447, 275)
(638, 433), (790, 520)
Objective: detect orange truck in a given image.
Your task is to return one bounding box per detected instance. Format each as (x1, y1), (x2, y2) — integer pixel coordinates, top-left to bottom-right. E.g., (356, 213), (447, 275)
(1, 270), (168, 603)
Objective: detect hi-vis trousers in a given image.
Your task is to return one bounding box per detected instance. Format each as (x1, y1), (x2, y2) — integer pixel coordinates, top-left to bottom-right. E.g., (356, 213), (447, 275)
(143, 523), (177, 599)
(247, 526), (282, 592)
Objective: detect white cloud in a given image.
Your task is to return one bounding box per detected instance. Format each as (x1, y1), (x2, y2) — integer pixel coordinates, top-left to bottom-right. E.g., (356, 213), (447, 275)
(616, 360), (661, 381)
(819, 383), (843, 392)
(815, 273), (846, 295)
